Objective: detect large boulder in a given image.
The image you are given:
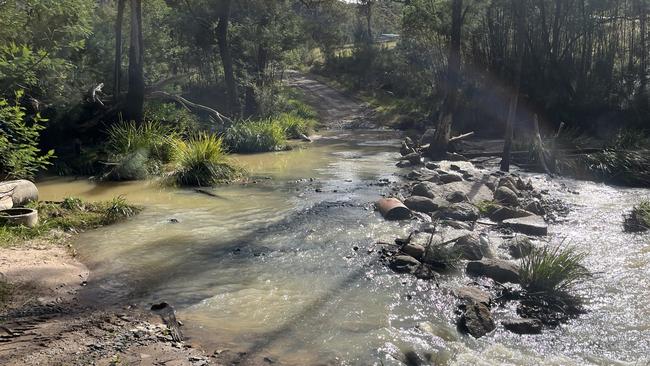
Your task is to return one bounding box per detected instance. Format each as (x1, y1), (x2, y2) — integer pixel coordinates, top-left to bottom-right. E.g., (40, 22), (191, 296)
(412, 182), (437, 199)
(502, 318), (542, 335)
(501, 236), (534, 259)
(459, 303), (496, 338)
(438, 181), (493, 204)
(439, 203), (480, 222)
(0, 180), (39, 207)
(453, 233), (492, 260)
(466, 259), (521, 284)
(494, 186), (519, 206)
(404, 196), (442, 213)
(503, 215), (548, 236)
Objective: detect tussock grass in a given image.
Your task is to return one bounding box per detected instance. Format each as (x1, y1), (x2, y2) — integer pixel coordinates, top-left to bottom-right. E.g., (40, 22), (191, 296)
(169, 134), (244, 187)
(624, 200), (650, 232)
(519, 244), (591, 294)
(104, 121), (176, 181)
(223, 120), (287, 153)
(581, 150), (650, 187)
(0, 197), (140, 246)
(275, 112), (316, 139)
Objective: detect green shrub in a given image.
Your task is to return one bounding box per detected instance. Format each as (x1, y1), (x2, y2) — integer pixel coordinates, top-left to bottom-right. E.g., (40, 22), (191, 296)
(581, 150), (650, 187)
(104, 195), (139, 221)
(275, 112), (316, 139)
(61, 196), (84, 211)
(104, 121), (176, 180)
(0, 90), (55, 180)
(624, 201), (650, 232)
(144, 101), (200, 133)
(519, 245), (591, 294)
(285, 99), (318, 120)
(223, 120), (287, 153)
(170, 133), (244, 186)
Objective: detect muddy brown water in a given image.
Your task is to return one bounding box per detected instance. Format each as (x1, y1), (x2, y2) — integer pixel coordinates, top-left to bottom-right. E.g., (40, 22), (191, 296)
(37, 130), (650, 365)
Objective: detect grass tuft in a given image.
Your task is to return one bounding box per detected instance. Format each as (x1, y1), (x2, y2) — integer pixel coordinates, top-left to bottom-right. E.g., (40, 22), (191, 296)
(623, 200), (650, 232)
(223, 120), (287, 153)
(519, 244), (591, 294)
(104, 121), (176, 181)
(169, 133), (244, 187)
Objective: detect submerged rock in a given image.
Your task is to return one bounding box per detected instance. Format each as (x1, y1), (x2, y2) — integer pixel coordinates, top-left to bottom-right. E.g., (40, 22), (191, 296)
(439, 203), (480, 221)
(502, 318), (543, 334)
(459, 303), (495, 338)
(503, 215), (548, 236)
(466, 258), (521, 284)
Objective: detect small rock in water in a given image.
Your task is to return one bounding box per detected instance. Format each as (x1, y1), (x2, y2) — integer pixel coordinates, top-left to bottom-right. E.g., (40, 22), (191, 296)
(439, 173), (463, 184)
(169, 218), (180, 224)
(459, 303), (495, 338)
(402, 243), (426, 260)
(404, 196), (441, 213)
(466, 259), (521, 284)
(425, 162), (440, 170)
(502, 318), (543, 334)
(412, 182), (437, 198)
(453, 286), (491, 306)
(439, 203), (480, 221)
(503, 215), (548, 236)
(453, 233), (492, 260)
(390, 255), (421, 274)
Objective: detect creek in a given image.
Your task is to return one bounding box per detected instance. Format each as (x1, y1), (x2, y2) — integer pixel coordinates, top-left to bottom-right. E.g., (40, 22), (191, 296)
(37, 129), (650, 365)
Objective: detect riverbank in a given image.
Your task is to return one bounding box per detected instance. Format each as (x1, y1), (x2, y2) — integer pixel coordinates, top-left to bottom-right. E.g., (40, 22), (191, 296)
(0, 201), (214, 365)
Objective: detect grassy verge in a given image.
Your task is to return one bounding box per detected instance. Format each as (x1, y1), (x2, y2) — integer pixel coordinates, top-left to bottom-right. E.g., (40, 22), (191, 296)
(0, 196), (140, 247)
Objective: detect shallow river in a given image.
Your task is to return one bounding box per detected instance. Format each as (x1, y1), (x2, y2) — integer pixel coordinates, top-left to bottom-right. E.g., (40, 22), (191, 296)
(37, 129), (650, 365)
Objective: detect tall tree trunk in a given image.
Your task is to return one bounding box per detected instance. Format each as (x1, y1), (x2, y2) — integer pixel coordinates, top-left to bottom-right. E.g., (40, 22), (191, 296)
(501, 0), (526, 172)
(113, 0), (125, 103)
(638, 0), (648, 109)
(126, 0), (145, 123)
(429, 0), (463, 157)
(216, 0), (239, 116)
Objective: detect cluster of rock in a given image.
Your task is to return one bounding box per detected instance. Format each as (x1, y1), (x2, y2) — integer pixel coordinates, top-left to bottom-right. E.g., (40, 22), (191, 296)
(373, 138), (564, 338)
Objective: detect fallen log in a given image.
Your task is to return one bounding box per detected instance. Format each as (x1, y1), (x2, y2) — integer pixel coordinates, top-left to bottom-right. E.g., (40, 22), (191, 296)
(148, 91), (233, 127)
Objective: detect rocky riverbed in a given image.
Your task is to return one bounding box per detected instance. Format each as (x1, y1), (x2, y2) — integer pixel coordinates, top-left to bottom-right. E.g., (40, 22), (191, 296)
(373, 137), (581, 340)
